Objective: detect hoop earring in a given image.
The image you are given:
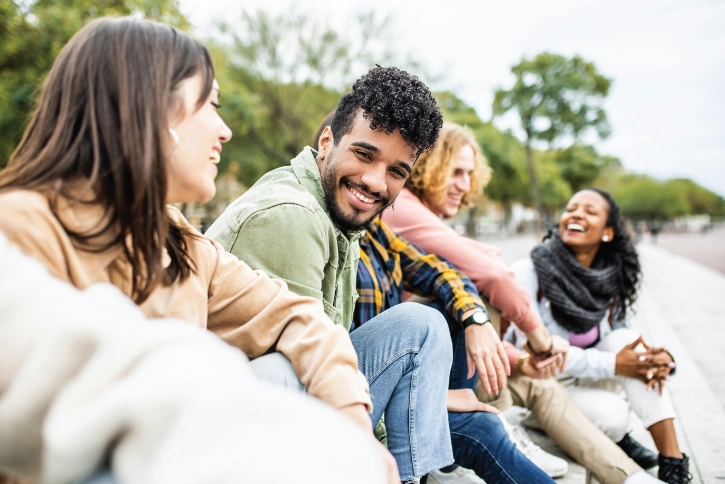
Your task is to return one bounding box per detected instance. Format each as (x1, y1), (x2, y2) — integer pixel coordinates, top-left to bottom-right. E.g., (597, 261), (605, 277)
(168, 128), (179, 157)
(602, 235), (610, 242)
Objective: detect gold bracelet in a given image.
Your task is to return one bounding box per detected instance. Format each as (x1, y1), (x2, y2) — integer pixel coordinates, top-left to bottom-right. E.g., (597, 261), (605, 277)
(516, 353), (530, 375)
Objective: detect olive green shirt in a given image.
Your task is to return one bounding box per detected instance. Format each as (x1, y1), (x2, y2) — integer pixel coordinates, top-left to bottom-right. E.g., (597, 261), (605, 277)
(206, 147), (363, 331)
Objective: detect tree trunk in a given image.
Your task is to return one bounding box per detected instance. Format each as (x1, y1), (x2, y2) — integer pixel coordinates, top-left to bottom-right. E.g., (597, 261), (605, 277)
(524, 138), (542, 234)
(466, 206), (478, 238)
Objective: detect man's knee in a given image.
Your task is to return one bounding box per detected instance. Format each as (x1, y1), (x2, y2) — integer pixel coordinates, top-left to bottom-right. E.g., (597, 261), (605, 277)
(249, 353), (305, 393)
(394, 302), (452, 361)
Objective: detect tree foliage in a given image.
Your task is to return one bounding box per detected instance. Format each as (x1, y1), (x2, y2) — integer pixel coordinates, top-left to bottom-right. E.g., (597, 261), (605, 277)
(596, 173), (725, 219)
(555, 143), (621, 192)
(492, 53), (612, 223)
(0, 0), (188, 167)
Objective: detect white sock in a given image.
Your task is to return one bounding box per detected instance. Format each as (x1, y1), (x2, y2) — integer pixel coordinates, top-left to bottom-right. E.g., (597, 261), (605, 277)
(624, 470), (665, 483)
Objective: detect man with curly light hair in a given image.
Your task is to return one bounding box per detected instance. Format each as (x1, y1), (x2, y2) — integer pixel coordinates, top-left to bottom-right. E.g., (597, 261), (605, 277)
(208, 66), (450, 484)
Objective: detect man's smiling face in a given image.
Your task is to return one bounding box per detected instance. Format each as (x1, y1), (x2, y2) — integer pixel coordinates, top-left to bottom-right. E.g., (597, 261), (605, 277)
(317, 110), (417, 232)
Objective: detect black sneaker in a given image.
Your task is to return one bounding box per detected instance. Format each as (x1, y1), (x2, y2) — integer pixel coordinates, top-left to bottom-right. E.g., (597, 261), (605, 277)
(657, 453), (692, 484)
(616, 433), (658, 470)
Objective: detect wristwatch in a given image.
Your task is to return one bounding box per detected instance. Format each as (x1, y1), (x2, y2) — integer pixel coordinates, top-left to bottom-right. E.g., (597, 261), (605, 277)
(461, 310), (491, 329)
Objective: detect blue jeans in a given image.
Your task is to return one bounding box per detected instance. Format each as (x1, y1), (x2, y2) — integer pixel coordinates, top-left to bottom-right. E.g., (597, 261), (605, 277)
(350, 302), (454, 480)
(430, 301), (554, 484)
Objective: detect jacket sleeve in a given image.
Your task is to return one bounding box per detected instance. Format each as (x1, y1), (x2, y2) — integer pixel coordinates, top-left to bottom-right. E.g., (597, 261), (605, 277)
(204, 210), (372, 411)
(381, 222), (485, 324)
(383, 193), (541, 333)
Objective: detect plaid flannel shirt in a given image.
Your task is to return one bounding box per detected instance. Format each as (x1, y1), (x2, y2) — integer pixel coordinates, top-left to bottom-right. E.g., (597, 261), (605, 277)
(353, 217), (486, 330)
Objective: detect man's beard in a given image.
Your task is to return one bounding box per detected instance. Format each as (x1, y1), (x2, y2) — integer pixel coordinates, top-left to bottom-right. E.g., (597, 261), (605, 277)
(321, 159), (390, 233)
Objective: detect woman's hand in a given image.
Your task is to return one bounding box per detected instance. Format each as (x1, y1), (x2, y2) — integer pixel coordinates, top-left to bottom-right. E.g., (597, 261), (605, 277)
(520, 353), (563, 380)
(464, 320), (510, 396)
(615, 336), (675, 387)
(525, 325), (569, 371)
(447, 388), (501, 414)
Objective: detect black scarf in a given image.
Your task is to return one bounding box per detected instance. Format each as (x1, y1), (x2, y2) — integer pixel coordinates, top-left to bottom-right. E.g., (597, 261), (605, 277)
(530, 232), (620, 334)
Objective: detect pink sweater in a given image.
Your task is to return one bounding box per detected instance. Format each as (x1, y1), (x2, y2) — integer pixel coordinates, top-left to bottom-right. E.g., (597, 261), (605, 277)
(383, 188), (540, 334)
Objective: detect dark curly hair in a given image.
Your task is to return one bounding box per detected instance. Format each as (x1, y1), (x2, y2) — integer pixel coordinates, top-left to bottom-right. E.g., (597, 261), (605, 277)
(546, 188), (642, 320)
(330, 66), (443, 159)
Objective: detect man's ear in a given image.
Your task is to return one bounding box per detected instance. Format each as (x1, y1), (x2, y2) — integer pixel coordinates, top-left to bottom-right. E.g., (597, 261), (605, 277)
(318, 126), (334, 156)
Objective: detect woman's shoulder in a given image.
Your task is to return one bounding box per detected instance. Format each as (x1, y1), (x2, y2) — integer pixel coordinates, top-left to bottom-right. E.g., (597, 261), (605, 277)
(0, 188), (52, 214)
(0, 188), (60, 234)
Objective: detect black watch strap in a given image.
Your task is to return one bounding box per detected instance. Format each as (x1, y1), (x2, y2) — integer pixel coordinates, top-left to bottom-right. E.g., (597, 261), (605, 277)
(461, 310), (491, 329)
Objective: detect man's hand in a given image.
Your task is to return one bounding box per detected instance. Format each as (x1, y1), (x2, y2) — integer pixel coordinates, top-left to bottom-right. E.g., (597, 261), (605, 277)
(520, 353), (562, 379)
(339, 403), (373, 431)
(526, 326), (569, 371)
(464, 321), (510, 396)
(339, 403), (399, 484)
(447, 388), (501, 414)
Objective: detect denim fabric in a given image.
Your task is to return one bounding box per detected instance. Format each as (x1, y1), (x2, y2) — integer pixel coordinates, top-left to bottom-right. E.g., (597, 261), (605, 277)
(448, 411), (553, 484)
(428, 301), (554, 484)
(350, 302), (454, 480)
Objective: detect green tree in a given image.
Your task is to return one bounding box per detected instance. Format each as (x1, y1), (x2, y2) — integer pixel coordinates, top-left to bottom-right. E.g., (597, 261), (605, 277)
(0, 0), (188, 167)
(555, 143), (621, 192)
(492, 53), (612, 228)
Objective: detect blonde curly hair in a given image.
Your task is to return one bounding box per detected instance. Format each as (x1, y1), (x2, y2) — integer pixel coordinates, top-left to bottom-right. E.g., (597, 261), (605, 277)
(406, 123), (491, 212)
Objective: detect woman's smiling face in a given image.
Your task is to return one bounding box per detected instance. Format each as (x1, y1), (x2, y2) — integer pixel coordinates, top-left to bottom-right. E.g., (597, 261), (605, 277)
(165, 75), (232, 204)
(559, 189), (614, 249)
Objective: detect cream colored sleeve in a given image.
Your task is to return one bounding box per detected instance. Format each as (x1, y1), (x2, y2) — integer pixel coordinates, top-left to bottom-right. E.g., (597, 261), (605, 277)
(205, 239), (372, 411)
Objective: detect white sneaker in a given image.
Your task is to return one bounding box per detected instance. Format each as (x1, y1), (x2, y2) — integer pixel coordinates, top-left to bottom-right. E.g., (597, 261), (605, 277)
(624, 471), (666, 483)
(428, 466), (486, 484)
(498, 414), (569, 478)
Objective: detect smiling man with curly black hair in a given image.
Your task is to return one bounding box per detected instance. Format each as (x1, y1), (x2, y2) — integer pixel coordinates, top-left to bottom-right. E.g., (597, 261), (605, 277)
(207, 66), (450, 483)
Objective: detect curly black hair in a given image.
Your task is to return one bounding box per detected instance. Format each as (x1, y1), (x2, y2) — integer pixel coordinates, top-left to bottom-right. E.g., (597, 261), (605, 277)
(330, 66), (443, 159)
(546, 188), (642, 321)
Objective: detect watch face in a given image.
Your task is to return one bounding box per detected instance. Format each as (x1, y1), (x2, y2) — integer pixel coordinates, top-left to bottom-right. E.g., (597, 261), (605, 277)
(472, 312), (487, 324)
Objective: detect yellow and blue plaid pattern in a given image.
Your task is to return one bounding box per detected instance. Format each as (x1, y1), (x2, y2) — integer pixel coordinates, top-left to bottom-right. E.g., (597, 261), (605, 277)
(353, 217), (485, 329)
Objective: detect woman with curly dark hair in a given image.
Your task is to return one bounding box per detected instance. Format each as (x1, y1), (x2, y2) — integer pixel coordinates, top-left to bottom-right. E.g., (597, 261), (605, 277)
(510, 189), (691, 484)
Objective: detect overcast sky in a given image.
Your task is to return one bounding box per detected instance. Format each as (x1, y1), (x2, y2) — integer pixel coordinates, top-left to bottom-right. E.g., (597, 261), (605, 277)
(180, 0), (725, 196)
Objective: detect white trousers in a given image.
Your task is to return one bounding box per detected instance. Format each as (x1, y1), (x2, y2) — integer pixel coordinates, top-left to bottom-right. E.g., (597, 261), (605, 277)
(562, 328), (677, 442)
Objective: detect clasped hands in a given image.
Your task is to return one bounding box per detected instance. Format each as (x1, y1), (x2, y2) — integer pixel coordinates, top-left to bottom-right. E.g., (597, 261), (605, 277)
(615, 335), (675, 395)
(465, 318), (569, 396)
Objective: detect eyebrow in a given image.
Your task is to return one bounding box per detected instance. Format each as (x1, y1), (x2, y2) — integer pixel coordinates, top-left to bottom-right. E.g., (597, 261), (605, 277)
(350, 141), (413, 174)
(350, 141), (380, 154)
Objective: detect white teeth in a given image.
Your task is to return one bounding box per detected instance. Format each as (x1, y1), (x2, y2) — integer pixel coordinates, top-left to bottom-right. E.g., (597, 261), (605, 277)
(210, 152), (220, 164)
(567, 223), (585, 232)
(350, 187), (375, 204)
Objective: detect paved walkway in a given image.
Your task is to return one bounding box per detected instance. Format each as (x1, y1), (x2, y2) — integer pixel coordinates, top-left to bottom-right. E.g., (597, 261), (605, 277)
(478, 235), (725, 483)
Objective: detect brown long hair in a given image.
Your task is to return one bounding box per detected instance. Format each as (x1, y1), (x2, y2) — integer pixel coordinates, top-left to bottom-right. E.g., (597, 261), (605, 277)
(0, 17), (215, 303)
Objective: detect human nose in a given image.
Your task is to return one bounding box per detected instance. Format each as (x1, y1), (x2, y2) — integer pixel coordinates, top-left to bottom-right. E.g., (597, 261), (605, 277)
(220, 120), (232, 143)
(456, 174), (471, 194)
(360, 162), (387, 195)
